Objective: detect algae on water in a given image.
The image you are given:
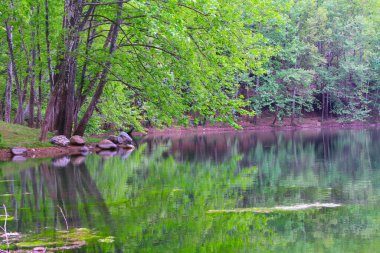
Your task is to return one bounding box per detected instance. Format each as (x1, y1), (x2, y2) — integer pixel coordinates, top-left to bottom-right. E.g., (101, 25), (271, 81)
(207, 203), (342, 214)
(2, 228), (114, 251)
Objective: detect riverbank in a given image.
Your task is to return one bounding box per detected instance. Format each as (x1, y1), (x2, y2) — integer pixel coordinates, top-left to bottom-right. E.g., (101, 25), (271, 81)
(0, 122), (101, 161)
(1, 116), (379, 161)
(146, 116), (380, 135)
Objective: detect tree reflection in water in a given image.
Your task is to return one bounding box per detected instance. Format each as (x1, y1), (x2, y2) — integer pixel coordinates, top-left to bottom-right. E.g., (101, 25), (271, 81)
(1, 128), (380, 252)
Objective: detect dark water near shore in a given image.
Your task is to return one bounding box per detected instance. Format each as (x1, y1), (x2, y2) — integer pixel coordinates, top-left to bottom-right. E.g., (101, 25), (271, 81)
(1, 129), (380, 252)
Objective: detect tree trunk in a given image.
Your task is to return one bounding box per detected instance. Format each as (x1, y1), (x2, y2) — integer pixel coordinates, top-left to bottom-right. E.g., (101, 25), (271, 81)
(40, 0), (84, 140)
(5, 21), (23, 124)
(63, 54), (78, 137)
(5, 61), (13, 123)
(37, 5), (42, 128)
(44, 0), (54, 90)
(37, 82), (42, 128)
(29, 11), (36, 127)
(39, 0), (55, 139)
(322, 92), (325, 122)
(61, 0), (83, 137)
(251, 76), (260, 124)
(272, 109), (278, 126)
(291, 89), (296, 126)
(40, 83), (61, 141)
(74, 27), (96, 128)
(327, 93), (330, 119)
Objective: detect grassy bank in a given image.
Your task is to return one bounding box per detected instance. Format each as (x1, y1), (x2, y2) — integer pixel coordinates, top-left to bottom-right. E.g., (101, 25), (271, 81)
(0, 121), (53, 149)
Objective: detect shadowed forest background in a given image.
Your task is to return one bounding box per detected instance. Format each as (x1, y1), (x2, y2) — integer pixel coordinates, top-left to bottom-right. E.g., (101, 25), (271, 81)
(0, 0), (379, 138)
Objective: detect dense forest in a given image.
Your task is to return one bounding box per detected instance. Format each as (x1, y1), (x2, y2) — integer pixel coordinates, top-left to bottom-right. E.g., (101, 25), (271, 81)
(0, 0), (379, 138)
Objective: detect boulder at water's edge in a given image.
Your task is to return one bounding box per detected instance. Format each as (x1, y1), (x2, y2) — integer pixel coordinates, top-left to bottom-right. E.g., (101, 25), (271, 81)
(119, 131), (133, 144)
(70, 135), (86, 146)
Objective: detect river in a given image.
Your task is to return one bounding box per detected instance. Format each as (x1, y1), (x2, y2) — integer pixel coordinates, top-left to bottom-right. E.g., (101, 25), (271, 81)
(0, 128), (380, 252)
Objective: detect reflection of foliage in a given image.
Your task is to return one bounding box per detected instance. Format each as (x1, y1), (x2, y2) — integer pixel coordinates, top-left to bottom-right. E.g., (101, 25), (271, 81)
(87, 130), (380, 252)
(86, 143), (277, 252)
(249, 130), (380, 206)
(269, 205), (380, 252)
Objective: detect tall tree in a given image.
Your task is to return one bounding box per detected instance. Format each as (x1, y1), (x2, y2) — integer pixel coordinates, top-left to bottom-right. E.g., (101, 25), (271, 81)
(40, 0), (282, 139)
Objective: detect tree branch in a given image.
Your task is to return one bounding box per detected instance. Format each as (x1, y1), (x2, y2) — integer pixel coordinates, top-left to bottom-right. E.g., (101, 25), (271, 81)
(177, 3), (209, 16)
(118, 43), (180, 58)
(187, 33), (208, 60)
(83, 1), (130, 6)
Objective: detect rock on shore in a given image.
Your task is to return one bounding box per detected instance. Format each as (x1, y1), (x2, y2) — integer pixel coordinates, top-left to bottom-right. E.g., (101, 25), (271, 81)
(11, 147), (27, 156)
(51, 135), (70, 147)
(97, 139), (117, 150)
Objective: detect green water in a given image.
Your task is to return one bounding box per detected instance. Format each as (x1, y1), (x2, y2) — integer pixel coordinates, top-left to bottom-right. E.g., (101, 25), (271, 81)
(1, 129), (380, 252)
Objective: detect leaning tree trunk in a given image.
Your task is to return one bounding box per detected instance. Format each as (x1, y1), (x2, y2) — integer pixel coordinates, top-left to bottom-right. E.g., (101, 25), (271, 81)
(74, 67), (109, 136)
(74, 2), (122, 136)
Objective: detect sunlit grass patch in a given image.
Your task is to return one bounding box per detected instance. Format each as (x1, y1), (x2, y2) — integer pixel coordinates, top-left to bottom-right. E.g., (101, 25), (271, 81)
(0, 121), (53, 148)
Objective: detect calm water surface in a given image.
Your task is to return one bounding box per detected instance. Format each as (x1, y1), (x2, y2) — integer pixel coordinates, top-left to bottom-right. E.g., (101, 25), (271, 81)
(1, 129), (380, 252)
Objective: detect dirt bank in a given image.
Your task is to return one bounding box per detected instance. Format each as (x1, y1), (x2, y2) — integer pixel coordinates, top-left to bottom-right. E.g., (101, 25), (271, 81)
(0, 145), (99, 161)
